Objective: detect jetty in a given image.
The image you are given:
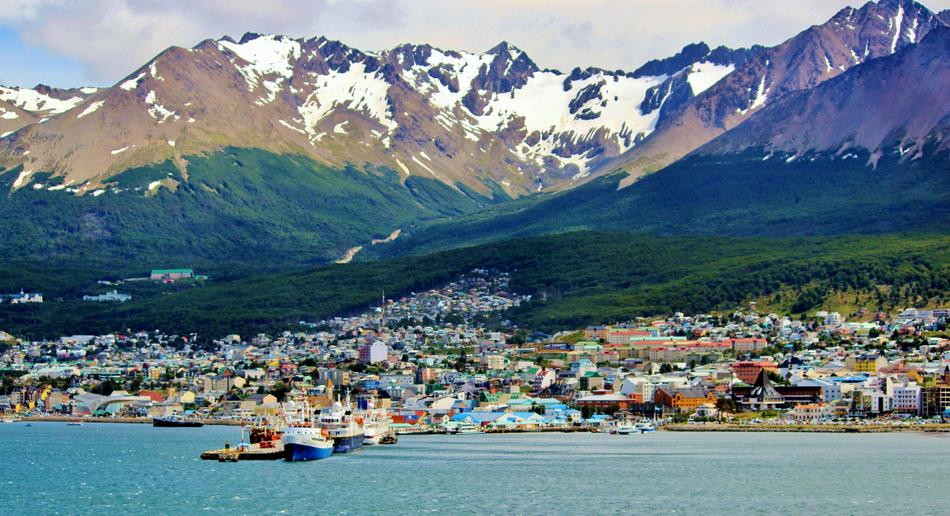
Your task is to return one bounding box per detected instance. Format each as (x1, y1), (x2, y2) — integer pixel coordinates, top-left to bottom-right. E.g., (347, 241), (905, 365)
(200, 443), (286, 461)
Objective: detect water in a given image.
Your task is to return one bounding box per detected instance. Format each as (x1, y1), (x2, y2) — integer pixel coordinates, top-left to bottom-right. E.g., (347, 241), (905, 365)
(2, 423), (949, 515)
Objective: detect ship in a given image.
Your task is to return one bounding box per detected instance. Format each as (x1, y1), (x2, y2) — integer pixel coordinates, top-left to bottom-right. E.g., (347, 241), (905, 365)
(153, 416), (204, 427)
(318, 397), (364, 453)
(360, 401), (393, 446)
(282, 426), (334, 461)
(281, 401), (333, 461)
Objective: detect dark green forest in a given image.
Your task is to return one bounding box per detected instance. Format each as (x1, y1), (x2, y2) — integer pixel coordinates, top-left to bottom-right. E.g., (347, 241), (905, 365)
(2, 231), (947, 339)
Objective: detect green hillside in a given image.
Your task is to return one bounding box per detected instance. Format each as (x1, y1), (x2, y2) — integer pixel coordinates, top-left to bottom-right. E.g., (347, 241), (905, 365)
(0, 147), (499, 274)
(3, 232), (947, 339)
(375, 146), (950, 258)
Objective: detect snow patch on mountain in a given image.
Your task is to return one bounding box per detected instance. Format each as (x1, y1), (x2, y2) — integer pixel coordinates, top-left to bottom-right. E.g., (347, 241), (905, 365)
(144, 91), (176, 123)
(298, 61), (396, 143)
(120, 72), (146, 91)
(76, 100), (105, 119)
(686, 62), (734, 95)
(0, 86), (83, 115)
(219, 35), (301, 104)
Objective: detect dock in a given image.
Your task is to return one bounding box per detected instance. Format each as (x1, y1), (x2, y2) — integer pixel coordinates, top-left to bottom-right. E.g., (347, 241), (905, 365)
(200, 443), (286, 461)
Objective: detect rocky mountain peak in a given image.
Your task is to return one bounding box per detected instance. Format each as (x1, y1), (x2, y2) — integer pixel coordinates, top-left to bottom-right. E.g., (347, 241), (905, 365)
(632, 42), (711, 78)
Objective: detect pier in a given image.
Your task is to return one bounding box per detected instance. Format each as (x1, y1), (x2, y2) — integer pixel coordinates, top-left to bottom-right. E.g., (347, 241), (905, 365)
(200, 443), (286, 461)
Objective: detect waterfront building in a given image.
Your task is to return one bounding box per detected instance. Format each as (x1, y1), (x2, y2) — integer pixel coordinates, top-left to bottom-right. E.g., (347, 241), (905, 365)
(922, 368), (950, 417)
(574, 393), (636, 413)
(653, 387), (717, 413)
(732, 370), (823, 410)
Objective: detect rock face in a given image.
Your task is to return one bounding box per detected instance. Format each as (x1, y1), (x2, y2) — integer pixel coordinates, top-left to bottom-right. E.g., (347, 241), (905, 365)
(1, 0), (944, 199)
(696, 25), (950, 161)
(610, 0), (948, 186)
(0, 33), (752, 195)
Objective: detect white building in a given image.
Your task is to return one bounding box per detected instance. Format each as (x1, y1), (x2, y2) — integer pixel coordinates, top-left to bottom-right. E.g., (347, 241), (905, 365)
(891, 383), (922, 414)
(359, 341), (387, 364)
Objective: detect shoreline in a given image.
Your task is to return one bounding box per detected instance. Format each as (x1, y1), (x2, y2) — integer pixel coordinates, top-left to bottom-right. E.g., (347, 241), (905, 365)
(665, 423), (950, 433)
(15, 416), (950, 434)
(20, 415), (244, 426)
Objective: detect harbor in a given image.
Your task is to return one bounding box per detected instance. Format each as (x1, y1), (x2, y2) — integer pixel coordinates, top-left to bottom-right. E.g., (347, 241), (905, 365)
(5, 422), (950, 514)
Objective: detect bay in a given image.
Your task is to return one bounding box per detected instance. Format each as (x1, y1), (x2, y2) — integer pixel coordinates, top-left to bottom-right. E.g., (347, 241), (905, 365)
(2, 423), (949, 515)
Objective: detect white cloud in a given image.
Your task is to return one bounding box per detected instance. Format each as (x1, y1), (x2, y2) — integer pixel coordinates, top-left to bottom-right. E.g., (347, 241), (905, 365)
(1, 0), (949, 85)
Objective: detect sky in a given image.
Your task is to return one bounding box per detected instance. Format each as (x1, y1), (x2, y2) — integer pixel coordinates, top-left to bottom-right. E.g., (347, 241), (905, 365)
(0, 0), (948, 88)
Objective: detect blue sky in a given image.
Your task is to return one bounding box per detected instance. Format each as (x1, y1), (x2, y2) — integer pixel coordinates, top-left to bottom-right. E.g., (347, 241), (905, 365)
(0, 27), (87, 87)
(1, 0), (948, 88)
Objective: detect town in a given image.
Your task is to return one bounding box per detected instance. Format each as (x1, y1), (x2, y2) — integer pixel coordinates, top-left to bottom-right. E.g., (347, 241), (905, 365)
(2, 270), (949, 432)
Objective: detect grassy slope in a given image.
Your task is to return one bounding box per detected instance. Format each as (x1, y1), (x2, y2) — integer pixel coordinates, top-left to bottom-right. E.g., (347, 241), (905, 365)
(0, 147), (497, 275)
(3, 231), (947, 338)
(374, 147), (950, 258)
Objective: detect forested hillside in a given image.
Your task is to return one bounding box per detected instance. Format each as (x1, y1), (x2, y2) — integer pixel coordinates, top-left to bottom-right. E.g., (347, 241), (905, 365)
(3, 232), (946, 338)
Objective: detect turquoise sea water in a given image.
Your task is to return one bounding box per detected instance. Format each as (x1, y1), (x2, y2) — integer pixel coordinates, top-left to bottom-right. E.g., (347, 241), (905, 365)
(2, 423), (950, 515)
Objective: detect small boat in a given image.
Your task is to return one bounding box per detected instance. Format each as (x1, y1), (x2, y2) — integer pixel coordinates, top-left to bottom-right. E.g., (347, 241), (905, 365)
(455, 422), (481, 434)
(67, 421), (83, 426)
(153, 416), (204, 428)
(379, 432), (398, 445)
(637, 421), (656, 434)
(616, 424), (636, 435)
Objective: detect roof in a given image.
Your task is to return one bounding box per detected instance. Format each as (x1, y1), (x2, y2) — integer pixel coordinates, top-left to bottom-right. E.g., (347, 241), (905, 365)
(576, 394), (629, 402)
(749, 369), (783, 401)
(151, 269), (193, 274)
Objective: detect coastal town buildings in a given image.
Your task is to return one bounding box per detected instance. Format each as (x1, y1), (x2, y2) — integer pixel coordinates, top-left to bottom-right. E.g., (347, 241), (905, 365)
(0, 270), (948, 428)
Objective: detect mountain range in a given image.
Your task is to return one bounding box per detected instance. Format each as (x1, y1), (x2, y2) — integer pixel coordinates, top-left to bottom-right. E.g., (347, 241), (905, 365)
(0, 0), (947, 270)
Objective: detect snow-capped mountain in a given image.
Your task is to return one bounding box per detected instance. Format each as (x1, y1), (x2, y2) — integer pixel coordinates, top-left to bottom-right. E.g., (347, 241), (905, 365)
(0, 85), (96, 136)
(0, 33), (755, 195)
(611, 0), (947, 186)
(696, 24), (950, 162)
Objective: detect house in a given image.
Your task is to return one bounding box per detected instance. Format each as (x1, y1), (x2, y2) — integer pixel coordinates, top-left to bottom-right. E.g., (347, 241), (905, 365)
(150, 269), (194, 282)
(488, 412), (546, 430)
(694, 403), (719, 419)
(2, 290), (43, 304)
(788, 402), (833, 421)
(450, 411), (502, 427)
(83, 290), (132, 302)
(532, 368), (557, 391)
(846, 353), (887, 373)
(482, 354), (508, 370)
(575, 393), (637, 413)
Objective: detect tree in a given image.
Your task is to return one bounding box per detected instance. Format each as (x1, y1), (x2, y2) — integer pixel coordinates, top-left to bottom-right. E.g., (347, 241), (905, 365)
(454, 350), (468, 372)
(90, 379), (120, 396)
(269, 382), (291, 402)
(715, 397), (736, 414)
(129, 375), (143, 393)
